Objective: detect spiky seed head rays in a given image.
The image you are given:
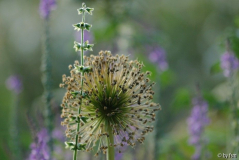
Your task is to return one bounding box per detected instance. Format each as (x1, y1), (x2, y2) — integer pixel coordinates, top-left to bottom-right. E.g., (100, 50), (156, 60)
(60, 51), (161, 155)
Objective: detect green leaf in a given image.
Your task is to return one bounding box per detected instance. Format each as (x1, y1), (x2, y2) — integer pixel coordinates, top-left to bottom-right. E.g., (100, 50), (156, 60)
(71, 91), (81, 98)
(77, 3), (94, 15)
(83, 66), (93, 73)
(72, 22), (92, 31)
(65, 141), (75, 150)
(85, 7), (94, 15)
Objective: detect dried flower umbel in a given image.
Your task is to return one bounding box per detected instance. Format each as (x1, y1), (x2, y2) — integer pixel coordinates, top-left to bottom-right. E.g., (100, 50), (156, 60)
(60, 51), (161, 156)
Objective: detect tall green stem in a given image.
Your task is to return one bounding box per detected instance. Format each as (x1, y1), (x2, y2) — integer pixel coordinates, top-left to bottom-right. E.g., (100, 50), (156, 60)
(229, 74), (239, 154)
(42, 18), (53, 158)
(9, 94), (22, 160)
(107, 125), (115, 160)
(73, 12), (85, 160)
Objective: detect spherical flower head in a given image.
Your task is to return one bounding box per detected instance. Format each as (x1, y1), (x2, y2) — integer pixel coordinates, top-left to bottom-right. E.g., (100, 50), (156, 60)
(27, 129), (50, 160)
(39, 0), (56, 19)
(148, 47), (168, 71)
(6, 75), (22, 94)
(220, 51), (239, 77)
(60, 51), (161, 154)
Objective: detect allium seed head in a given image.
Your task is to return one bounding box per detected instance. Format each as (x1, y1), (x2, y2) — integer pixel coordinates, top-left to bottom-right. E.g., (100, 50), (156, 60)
(61, 51), (160, 154)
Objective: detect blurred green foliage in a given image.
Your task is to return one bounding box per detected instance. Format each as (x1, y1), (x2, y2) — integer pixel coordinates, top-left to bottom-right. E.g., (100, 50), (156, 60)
(0, 0), (239, 159)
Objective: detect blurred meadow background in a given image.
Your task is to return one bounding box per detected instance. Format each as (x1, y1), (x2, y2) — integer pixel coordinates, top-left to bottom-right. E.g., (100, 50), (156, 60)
(1, 0), (239, 159)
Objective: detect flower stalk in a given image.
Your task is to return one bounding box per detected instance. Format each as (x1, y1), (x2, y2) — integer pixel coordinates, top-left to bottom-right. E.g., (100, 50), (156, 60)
(73, 11), (85, 160)
(39, 0), (56, 157)
(221, 40), (239, 153)
(41, 18), (54, 157)
(107, 124), (115, 160)
(229, 73), (239, 153)
(71, 3), (94, 160)
(6, 75), (23, 160)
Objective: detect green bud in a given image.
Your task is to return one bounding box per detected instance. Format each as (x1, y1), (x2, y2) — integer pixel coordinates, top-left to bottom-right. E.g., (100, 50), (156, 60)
(84, 23), (91, 31)
(83, 66), (93, 73)
(73, 41), (83, 52)
(73, 22), (92, 31)
(71, 91), (81, 98)
(65, 141), (75, 149)
(74, 65), (93, 74)
(82, 3), (86, 8)
(77, 143), (86, 150)
(81, 116), (88, 123)
(77, 3), (94, 15)
(85, 7), (94, 15)
(73, 41), (94, 52)
(83, 41), (94, 51)
(77, 8), (85, 15)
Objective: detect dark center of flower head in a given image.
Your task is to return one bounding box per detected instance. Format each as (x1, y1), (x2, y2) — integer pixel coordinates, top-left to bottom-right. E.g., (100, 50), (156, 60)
(60, 51), (161, 154)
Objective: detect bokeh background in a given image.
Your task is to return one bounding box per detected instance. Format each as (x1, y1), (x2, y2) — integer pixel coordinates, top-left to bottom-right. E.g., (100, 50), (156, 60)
(1, 0), (239, 159)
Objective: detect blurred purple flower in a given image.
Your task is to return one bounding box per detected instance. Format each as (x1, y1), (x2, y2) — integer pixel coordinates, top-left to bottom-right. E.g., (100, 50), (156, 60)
(115, 152), (124, 160)
(39, 0), (56, 19)
(148, 47), (168, 71)
(28, 129), (50, 160)
(187, 97), (210, 160)
(52, 127), (65, 142)
(75, 30), (94, 43)
(115, 144), (127, 160)
(220, 51), (239, 77)
(6, 75), (22, 94)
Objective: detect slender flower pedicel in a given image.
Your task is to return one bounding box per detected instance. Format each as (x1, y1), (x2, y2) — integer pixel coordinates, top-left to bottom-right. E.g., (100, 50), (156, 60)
(60, 3), (161, 160)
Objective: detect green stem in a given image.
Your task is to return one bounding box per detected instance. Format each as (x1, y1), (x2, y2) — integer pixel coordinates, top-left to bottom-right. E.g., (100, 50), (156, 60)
(42, 18), (53, 158)
(107, 125), (115, 160)
(73, 12), (85, 160)
(229, 74), (239, 154)
(9, 94), (22, 160)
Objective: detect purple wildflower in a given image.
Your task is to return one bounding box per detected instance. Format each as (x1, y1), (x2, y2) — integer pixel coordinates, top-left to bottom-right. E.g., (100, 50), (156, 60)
(28, 129), (50, 160)
(6, 75), (22, 94)
(187, 97), (210, 160)
(115, 152), (124, 160)
(148, 47), (168, 71)
(39, 0), (56, 19)
(220, 51), (239, 77)
(52, 127), (65, 142)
